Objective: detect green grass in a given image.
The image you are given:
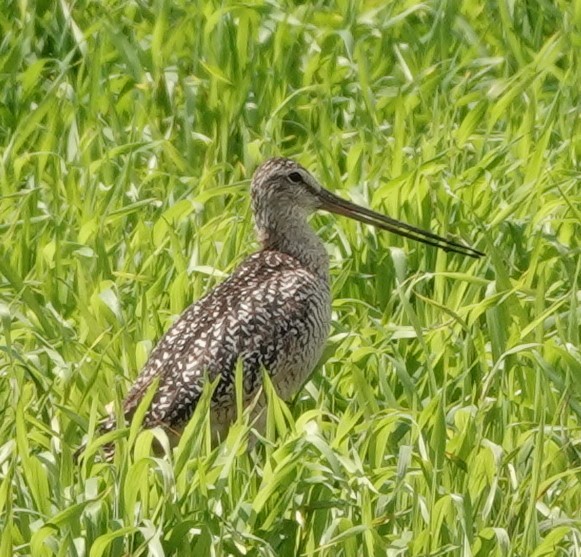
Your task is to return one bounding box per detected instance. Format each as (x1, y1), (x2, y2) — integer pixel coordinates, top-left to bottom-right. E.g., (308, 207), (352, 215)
(1, 0), (580, 555)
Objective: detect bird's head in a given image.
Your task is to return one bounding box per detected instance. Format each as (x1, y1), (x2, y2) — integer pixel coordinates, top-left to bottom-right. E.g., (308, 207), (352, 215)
(251, 157), (484, 258)
(251, 157), (324, 215)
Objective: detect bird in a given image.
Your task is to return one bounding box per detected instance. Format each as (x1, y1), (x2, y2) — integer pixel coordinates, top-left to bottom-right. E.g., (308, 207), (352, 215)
(84, 157), (483, 459)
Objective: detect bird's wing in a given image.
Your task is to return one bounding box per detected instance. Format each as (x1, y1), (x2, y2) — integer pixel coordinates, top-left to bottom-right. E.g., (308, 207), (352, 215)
(116, 251), (328, 429)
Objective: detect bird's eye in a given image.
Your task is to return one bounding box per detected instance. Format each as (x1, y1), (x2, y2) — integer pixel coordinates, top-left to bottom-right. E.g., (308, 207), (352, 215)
(288, 172), (302, 183)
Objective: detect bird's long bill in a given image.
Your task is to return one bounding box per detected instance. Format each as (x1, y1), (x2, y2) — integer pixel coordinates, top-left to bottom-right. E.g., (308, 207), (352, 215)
(317, 188), (484, 258)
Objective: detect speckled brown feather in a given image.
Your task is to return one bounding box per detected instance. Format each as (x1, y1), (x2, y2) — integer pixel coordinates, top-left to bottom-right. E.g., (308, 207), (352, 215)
(110, 250), (330, 432)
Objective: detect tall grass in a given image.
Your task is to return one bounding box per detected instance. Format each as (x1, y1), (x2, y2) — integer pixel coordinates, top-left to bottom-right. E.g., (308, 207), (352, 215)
(1, 0), (580, 555)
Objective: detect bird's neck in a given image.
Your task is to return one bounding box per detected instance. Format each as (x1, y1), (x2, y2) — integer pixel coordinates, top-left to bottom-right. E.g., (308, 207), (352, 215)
(255, 209), (329, 280)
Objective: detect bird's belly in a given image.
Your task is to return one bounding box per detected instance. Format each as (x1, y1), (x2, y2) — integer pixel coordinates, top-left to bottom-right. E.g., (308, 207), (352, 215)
(206, 278), (331, 441)
(270, 301), (331, 401)
(209, 316), (329, 442)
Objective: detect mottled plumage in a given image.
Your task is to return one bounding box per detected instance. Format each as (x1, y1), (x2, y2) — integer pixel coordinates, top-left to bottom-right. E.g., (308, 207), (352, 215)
(118, 250), (330, 436)
(91, 157), (482, 456)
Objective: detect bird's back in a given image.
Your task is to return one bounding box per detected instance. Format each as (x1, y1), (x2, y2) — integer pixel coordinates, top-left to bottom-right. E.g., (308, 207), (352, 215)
(115, 250), (331, 436)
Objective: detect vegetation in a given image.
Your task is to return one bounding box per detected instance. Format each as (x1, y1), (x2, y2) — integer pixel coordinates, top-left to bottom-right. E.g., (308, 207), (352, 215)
(1, 0), (580, 555)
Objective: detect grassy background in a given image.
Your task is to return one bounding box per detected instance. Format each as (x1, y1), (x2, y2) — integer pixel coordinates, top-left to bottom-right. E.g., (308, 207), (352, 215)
(1, 0), (580, 555)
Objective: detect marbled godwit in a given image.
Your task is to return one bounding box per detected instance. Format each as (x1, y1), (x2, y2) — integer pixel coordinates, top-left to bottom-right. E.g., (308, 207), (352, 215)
(91, 157), (482, 456)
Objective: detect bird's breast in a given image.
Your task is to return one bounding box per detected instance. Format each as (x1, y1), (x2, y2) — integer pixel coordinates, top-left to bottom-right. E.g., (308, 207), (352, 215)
(269, 280), (331, 401)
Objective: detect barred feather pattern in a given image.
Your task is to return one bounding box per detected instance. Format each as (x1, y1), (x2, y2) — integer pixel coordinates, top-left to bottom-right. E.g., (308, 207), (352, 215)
(101, 250), (331, 438)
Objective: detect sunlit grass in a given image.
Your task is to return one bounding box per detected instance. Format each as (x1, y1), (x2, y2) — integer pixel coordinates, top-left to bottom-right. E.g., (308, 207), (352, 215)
(1, 0), (580, 555)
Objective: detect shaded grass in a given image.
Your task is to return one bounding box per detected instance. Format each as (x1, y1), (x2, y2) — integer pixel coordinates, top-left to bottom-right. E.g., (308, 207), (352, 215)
(1, 0), (580, 555)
